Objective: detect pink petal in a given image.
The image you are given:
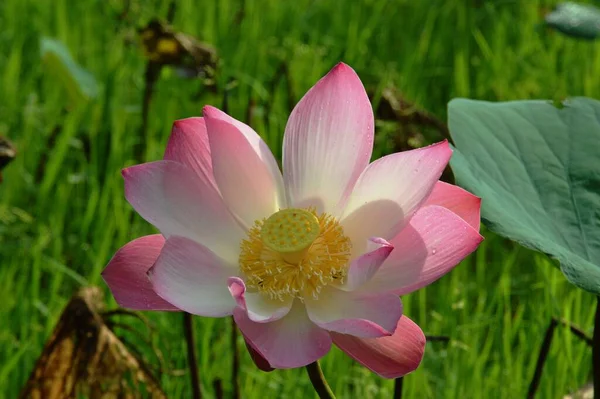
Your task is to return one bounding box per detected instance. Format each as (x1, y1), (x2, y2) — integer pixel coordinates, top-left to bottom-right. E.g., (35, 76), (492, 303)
(338, 237), (393, 291)
(203, 106), (285, 207)
(102, 235), (179, 311)
(341, 141), (452, 256)
(283, 63), (374, 215)
(123, 160), (244, 264)
(228, 277), (293, 323)
(244, 337), (274, 372)
(305, 288), (403, 338)
(148, 236), (236, 317)
(361, 205), (484, 295)
(204, 115), (282, 228)
(331, 315), (426, 379)
(423, 181), (481, 231)
(163, 117), (217, 190)
(233, 301), (332, 369)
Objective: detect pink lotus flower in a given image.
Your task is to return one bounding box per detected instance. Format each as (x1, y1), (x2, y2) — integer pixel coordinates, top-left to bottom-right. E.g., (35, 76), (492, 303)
(103, 63), (483, 378)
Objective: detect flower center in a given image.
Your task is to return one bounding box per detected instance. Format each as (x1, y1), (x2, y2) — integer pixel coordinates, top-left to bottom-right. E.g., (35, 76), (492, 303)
(239, 207), (352, 301)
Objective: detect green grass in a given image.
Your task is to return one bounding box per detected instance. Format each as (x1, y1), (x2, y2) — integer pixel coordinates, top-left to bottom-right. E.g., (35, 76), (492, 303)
(1, 0), (599, 397)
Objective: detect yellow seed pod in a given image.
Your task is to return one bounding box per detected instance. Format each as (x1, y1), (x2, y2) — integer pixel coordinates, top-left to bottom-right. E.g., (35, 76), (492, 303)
(261, 208), (320, 253)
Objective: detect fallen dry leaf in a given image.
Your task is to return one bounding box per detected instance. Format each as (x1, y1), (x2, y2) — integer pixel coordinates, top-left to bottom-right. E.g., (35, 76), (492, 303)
(564, 383), (593, 399)
(138, 19), (218, 81)
(19, 286), (167, 399)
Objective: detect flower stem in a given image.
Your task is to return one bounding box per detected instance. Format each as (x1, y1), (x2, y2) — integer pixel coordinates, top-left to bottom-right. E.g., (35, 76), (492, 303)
(183, 312), (202, 399)
(593, 296), (600, 399)
(393, 377), (404, 399)
(231, 317), (240, 399)
(305, 361), (335, 399)
(527, 318), (557, 398)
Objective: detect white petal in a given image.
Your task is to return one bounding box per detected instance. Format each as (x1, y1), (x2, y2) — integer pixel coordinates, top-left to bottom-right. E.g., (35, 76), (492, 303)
(337, 237), (393, 291)
(283, 63), (374, 215)
(148, 236), (236, 317)
(228, 277), (293, 323)
(123, 160), (245, 264)
(204, 115), (281, 227)
(341, 141), (452, 255)
(203, 106), (286, 208)
(305, 287), (403, 338)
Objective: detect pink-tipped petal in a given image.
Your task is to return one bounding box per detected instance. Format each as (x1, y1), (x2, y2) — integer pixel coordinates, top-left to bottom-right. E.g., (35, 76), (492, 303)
(163, 117), (217, 190)
(203, 106), (285, 207)
(123, 160), (244, 264)
(305, 288), (403, 338)
(338, 237), (394, 291)
(204, 116), (282, 227)
(331, 315), (426, 379)
(234, 301), (332, 369)
(341, 141), (452, 255)
(283, 63), (374, 215)
(423, 181), (481, 231)
(102, 235), (179, 311)
(148, 236), (236, 317)
(228, 277), (293, 323)
(361, 205), (484, 295)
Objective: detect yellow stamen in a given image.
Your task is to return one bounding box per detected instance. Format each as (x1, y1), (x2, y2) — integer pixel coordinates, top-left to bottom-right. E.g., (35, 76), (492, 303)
(239, 207), (352, 301)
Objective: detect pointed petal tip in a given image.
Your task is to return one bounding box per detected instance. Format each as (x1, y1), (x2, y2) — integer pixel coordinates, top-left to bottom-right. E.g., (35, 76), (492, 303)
(172, 116), (204, 130)
(423, 181), (482, 231)
(202, 104), (223, 118)
(419, 139), (452, 157)
(432, 138), (452, 151)
(163, 117), (215, 187)
(476, 231), (485, 243)
(427, 140), (453, 166)
(324, 62), (364, 86)
(377, 244), (394, 260)
(331, 61), (354, 72)
(202, 105), (244, 133)
(369, 236), (394, 252)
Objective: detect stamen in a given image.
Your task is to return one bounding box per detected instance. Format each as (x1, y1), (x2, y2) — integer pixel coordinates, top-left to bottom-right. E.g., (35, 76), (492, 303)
(239, 207), (352, 301)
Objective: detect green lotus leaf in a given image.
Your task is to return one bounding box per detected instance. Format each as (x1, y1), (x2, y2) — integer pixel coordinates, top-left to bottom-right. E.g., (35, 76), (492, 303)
(448, 97), (600, 294)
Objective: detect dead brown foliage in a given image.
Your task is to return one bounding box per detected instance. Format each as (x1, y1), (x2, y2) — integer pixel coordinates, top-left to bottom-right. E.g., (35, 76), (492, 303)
(19, 287), (166, 399)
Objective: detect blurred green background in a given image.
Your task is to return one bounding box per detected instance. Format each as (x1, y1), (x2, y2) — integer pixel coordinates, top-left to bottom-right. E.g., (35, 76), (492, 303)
(1, 0), (599, 397)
